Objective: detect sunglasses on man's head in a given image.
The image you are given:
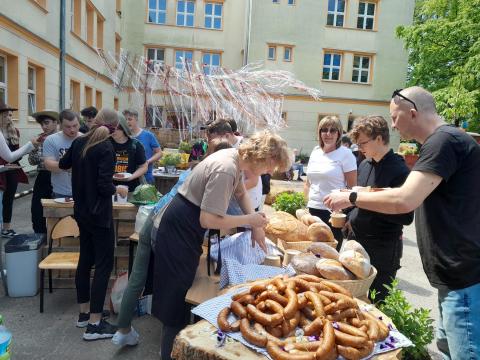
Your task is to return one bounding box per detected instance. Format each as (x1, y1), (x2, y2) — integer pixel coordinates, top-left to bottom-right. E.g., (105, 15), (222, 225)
(320, 128), (337, 134)
(392, 89), (418, 111)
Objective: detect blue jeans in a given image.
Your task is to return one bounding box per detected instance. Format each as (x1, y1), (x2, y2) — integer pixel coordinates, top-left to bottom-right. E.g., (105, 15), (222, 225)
(437, 282), (480, 359)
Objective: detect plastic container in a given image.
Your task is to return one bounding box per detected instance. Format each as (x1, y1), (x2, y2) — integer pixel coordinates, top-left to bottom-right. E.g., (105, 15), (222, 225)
(0, 315), (11, 360)
(5, 234), (45, 297)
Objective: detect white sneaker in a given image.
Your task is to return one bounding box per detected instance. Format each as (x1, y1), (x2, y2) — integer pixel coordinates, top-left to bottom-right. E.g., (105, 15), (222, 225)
(112, 327), (139, 347)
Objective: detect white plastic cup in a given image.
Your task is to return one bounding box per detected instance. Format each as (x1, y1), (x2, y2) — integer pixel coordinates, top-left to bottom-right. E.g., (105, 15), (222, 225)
(283, 249), (301, 266)
(263, 255), (282, 267)
(292, 169), (299, 181)
(116, 185), (129, 204)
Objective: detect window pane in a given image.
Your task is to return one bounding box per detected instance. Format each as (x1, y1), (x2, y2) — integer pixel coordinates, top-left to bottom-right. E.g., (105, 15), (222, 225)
(332, 69), (339, 80)
(28, 93), (35, 115)
(322, 68), (330, 79)
(337, 0), (345, 12)
(268, 47), (275, 59)
(214, 18), (221, 29)
(203, 54), (210, 64)
(149, 0), (156, 10)
(214, 4), (222, 16)
(158, 12), (166, 23)
(177, 1), (184, 11)
(358, 2), (365, 14)
(212, 55), (220, 66)
(328, 0), (335, 11)
(148, 11), (156, 23)
(157, 49), (165, 61)
(361, 71), (368, 83)
(324, 54), (331, 65)
(362, 57), (370, 68)
(284, 49), (291, 60)
(148, 49), (155, 59)
(177, 14), (184, 25)
(352, 70), (359, 82)
(185, 51), (193, 60)
(205, 3), (212, 14)
(366, 17), (374, 29)
(187, 1), (194, 13)
(187, 15), (194, 26)
(28, 68), (35, 90)
(160, 0), (166, 9)
(327, 13), (334, 25)
(367, 3), (375, 15)
(205, 17), (212, 28)
(357, 17), (364, 29)
(0, 88), (5, 103)
(333, 54), (341, 66)
(176, 51), (182, 62)
(353, 56), (360, 68)
(336, 15), (344, 26)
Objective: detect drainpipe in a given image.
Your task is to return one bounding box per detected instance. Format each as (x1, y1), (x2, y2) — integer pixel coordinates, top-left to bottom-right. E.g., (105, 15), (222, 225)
(244, 0), (252, 66)
(59, 0), (66, 110)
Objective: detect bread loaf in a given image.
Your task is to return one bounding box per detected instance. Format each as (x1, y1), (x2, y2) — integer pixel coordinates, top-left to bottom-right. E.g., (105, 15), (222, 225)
(315, 259), (355, 280)
(342, 240), (370, 261)
(308, 242), (340, 260)
(306, 222), (335, 242)
(291, 253), (320, 276)
(265, 211), (308, 242)
(295, 209), (309, 221)
(339, 249), (371, 279)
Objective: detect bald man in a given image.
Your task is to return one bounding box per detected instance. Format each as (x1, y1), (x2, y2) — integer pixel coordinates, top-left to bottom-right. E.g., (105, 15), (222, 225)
(324, 86), (480, 358)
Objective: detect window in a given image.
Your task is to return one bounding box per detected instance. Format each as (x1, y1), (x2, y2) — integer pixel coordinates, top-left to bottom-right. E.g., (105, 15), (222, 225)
(116, 0), (121, 15)
(203, 53), (220, 75)
(175, 50), (193, 70)
(284, 47), (292, 62)
(97, 16), (104, 49)
(147, 48), (165, 71)
(146, 105), (163, 127)
(84, 86), (93, 107)
(70, 80), (80, 112)
(327, 0), (345, 27)
(205, 2), (222, 29)
(96, 90), (103, 108)
(71, 0), (82, 35)
(288, 0), (295, 4)
(0, 56), (6, 103)
(281, 112), (287, 122)
(176, 0), (194, 27)
(357, 2), (375, 30)
(322, 53), (342, 80)
(86, 3), (94, 46)
(268, 46), (276, 60)
(115, 33), (121, 57)
(27, 66), (36, 116)
(352, 55), (370, 83)
(148, 0), (167, 24)
(272, 0), (279, 3)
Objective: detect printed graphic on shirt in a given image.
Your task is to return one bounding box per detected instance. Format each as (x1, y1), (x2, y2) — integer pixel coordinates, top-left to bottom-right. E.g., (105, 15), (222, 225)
(115, 150), (129, 173)
(59, 148), (69, 159)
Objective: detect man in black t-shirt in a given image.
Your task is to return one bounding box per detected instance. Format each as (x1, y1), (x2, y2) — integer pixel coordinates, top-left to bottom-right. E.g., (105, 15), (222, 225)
(324, 86), (480, 358)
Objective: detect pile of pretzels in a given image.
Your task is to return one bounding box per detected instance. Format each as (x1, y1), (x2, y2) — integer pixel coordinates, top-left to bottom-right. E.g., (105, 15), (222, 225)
(217, 274), (390, 360)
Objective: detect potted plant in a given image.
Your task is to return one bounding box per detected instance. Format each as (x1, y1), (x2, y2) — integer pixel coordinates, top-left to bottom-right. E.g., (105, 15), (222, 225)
(398, 142), (419, 169)
(160, 153), (181, 174)
(178, 141), (192, 165)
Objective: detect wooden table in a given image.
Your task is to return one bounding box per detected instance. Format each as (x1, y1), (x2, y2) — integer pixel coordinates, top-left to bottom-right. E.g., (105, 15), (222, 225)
(153, 171), (180, 195)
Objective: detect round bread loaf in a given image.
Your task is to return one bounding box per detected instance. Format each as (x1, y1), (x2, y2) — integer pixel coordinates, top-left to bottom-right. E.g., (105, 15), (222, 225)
(290, 253), (320, 276)
(308, 242), (340, 260)
(315, 258), (355, 280)
(307, 222), (334, 242)
(339, 249), (371, 279)
(265, 211), (308, 242)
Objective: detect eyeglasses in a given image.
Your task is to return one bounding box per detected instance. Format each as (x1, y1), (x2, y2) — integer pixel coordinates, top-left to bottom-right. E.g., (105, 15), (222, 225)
(392, 89), (418, 111)
(320, 128), (338, 134)
(357, 139), (373, 147)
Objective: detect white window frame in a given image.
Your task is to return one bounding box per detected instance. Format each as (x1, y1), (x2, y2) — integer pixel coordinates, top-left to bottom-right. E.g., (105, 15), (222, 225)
(267, 46), (276, 60)
(0, 55), (7, 103)
(352, 55), (371, 83)
(148, 0), (167, 24)
(28, 66), (36, 115)
(322, 53), (342, 81)
(202, 53), (221, 75)
(147, 48), (165, 72)
(204, 2), (222, 29)
(284, 47), (292, 62)
(175, 50), (193, 70)
(327, 0), (345, 27)
(357, 2), (375, 30)
(176, 0), (195, 27)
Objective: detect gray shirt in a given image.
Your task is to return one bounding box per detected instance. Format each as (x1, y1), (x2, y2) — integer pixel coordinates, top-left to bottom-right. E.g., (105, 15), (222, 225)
(43, 131), (77, 196)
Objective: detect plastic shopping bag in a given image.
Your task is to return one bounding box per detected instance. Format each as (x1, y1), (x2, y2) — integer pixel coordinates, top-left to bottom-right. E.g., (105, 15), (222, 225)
(110, 272), (128, 314)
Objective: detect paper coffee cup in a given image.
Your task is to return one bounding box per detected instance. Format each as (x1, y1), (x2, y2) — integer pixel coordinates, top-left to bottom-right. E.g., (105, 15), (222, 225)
(283, 249), (301, 266)
(263, 255), (282, 267)
(330, 213), (346, 228)
(116, 185), (129, 204)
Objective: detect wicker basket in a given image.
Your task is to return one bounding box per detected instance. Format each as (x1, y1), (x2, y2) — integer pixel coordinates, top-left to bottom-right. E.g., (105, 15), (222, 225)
(327, 266), (378, 298)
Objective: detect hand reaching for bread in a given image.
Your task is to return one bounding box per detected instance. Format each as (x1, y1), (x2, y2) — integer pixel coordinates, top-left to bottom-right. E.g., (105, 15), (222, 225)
(248, 212), (267, 228)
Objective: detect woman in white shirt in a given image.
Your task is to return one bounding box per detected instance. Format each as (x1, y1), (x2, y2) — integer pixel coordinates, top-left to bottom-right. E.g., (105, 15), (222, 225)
(304, 116), (357, 249)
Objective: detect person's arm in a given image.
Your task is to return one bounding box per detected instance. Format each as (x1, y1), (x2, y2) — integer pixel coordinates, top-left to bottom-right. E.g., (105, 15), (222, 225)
(127, 141), (147, 181)
(344, 170), (357, 189)
(42, 136), (62, 172)
(58, 145), (73, 170)
(0, 131), (35, 163)
(324, 170), (442, 214)
(304, 179), (311, 199)
(147, 147), (162, 166)
(129, 162), (148, 180)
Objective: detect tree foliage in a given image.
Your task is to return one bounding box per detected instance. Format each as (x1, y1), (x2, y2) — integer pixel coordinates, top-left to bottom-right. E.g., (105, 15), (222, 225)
(396, 0), (480, 131)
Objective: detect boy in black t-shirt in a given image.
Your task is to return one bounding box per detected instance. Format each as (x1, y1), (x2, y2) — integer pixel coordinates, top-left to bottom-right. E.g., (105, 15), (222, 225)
(324, 86), (480, 359)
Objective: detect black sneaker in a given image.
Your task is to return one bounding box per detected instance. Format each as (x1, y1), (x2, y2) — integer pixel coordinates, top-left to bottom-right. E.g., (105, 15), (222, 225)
(76, 310), (111, 328)
(83, 319), (117, 341)
(1, 230), (16, 238)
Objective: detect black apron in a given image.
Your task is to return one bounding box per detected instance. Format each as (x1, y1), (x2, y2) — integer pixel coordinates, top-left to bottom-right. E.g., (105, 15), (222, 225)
(152, 194), (206, 326)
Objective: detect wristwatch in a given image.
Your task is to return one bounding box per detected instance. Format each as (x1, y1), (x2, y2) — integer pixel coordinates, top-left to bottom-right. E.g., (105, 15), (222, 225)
(349, 191), (358, 206)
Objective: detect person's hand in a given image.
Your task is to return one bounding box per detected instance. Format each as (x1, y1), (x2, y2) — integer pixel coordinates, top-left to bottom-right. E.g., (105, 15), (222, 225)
(116, 185), (128, 198)
(323, 192), (351, 212)
(31, 136), (40, 147)
(248, 212), (267, 228)
(251, 227), (267, 253)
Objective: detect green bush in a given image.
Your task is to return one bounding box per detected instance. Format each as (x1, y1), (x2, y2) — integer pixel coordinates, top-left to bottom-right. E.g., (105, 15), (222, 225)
(372, 279), (435, 360)
(178, 141), (192, 154)
(160, 153), (181, 166)
(272, 192), (306, 216)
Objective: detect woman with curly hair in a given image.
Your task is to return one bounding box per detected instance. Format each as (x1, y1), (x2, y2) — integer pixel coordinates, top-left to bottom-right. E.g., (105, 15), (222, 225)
(152, 130), (292, 360)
